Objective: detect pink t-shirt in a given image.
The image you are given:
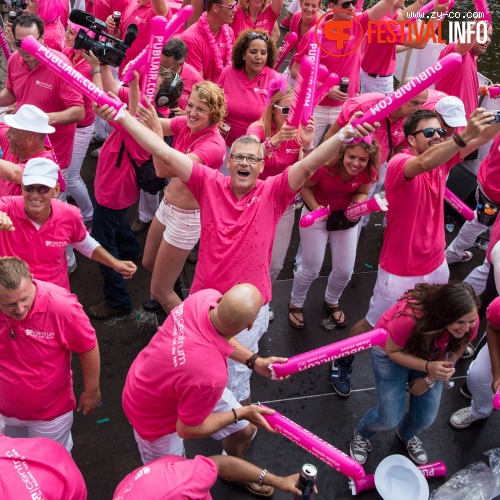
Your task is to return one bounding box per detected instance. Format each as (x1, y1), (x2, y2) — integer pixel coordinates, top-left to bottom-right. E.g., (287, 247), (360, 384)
(290, 11), (320, 46)
(379, 149), (460, 276)
(435, 43), (479, 119)
(93, 0), (132, 23)
(0, 197), (87, 290)
(181, 22), (235, 83)
(217, 66), (278, 146)
(0, 279), (96, 421)
(122, 289), (234, 441)
(336, 93), (406, 164)
(170, 117), (225, 169)
(186, 161), (297, 303)
(44, 19), (65, 52)
(422, 88), (449, 111)
(247, 122), (300, 180)
(478, 132), (500, 202)
(177, 62), (204, 111)
(487, 296), (500, 328)
(292, 11), (369, 107)
(308, 166), (375, 210)
(113, 455), (216, 500)
(376, 299), (478, 353)
(0, 435), (87, 500)
(230, 6), (279, 39)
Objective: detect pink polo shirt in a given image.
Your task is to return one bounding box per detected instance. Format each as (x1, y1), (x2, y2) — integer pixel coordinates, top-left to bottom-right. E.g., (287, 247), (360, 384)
(217, 66), (278, 147)
(0, 197), (87, 290)
(113, 455), (216, 500)
(170, 116), (226, 169)
(292, 11), (369, 107)
(122, 289), (234, 441)
(487, 296), (500, 328)
(0, 279), (97, 421)
(93, 0), (132, 23)
(186, 161), (297, 303)
(247, 122), (300, 180)
(435, 43), (479, 119)
(44, 19), (65, 52)
(231, 6), (279, 39)
(290, 12), (320, 46)
(422, 88), (449, 111)
(478, 133), (500, 202)
(6, 51), (83, 169)
(177, 62), (204, 111)
(379, 149), (460, 276)
(181, 22), (235, 83)
(336, 93), (406, 164)
(0, 435), (87, 500)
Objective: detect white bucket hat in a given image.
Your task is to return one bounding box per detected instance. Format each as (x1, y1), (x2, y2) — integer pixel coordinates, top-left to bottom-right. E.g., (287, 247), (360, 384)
(4, 104), (55, 134)
(375, 455), (429, 500)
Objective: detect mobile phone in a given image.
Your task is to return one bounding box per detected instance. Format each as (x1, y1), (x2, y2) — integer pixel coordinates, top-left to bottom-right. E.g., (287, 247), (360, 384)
(489, 110), (500, 124)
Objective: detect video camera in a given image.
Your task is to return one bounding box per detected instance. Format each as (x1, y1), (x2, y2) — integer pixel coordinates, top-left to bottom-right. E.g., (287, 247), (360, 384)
(69, 9), (137, 67)
(9, 0), (28, 21)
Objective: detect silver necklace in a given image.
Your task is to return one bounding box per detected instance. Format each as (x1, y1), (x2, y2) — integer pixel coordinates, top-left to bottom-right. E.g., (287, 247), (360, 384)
(2, 312), (16, 339)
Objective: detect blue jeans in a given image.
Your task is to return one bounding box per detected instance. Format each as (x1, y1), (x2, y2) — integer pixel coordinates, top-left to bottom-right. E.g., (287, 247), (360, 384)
(92, 201), (141, 311)
(358, 347), (443, 441)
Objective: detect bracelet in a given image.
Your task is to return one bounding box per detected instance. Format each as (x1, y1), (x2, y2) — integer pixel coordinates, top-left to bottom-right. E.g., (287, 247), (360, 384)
(453, 134), (467, 148)
(302, 146), (314, 153)
(482, 85), (489, 96)
(264, 136), (278, 153)
(232, 408), (238, 424)
(91, 69), (101, 75)
(424, 376), (436, 388)
(245, 352), (260, 370)
(258, 469), (268, 487)
(425, 360), (430, 374)
(338, 128), (354, 143)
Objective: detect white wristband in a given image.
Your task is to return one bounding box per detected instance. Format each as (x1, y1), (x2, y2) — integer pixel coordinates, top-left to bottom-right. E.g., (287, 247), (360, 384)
(338, 128), (354, 143)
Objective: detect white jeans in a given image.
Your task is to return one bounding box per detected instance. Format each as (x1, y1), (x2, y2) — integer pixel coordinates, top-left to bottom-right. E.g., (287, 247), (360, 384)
(468, 342), (495, 419)
(465, 257), (491, 296)
(270, 204), (295, 283)
(313, 105), (342, 147)
(68, 124), (94, 222)
(360, 161), (388, 229)
(59, 168), (77, 268)
(291, 211), (359, 307)
(138, 190), (160, 223)
(287, 0), (300, 14)
(359, 69), (394, 95)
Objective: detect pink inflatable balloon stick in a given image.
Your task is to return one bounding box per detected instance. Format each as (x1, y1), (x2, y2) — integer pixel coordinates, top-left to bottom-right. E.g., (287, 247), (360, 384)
(121, 5), (194, 84)
(418, 0), (455, 15)
(487, 87), (500, 99)
(301, 29), (322, 126)
(444, 187), (475, 221)
(494, 388), (500, 410)
(20, 36), (127, 119)
(274, 31), (298, 70)
(313, 72), (340, 108)
(318, 64), (329, 81)
(287, 57), (314, 128)
(299, 206), (330, 228)
(349, 461), (447, 495)
(344, 194), (388, 220)
(473, 0), (491, 24)
(0, 28), (13, 60)
(351, 53), (462, 129)
(140, 16), (168, 107)
(269, 328), (388, 379)
(259, 405), (366, 480)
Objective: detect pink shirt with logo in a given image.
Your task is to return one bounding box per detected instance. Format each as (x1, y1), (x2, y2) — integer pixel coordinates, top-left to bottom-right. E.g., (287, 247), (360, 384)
(231, 6), (279, 39)
(217, 66), (278, 147)
(6, 52), (83, 169)
(478, 132), (500, 202)
(379, 149), (459, 276)
(44, 19), (65, 52)
(0, 279), (97, 421)
(113, 455), (216, 500)
(0, 435), (87, 499)
(181, 22), (235, 83)
(422, 88), (449, 111)
(177, 62), (204, 111)
(487, 296), (500, 328)
(0, 197), (87, 290)
(122, 289), (234, 441)
(93, 0), (132, 23)
(186, 161), (297, 303)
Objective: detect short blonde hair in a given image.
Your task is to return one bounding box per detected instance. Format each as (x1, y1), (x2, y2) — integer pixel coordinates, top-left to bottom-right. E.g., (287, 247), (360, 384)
(0, 257), (32, 290)
(192, 81), (227, 125)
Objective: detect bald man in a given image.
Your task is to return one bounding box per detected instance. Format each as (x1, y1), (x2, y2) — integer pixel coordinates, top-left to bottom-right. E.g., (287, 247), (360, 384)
(122, 284), (287, 496)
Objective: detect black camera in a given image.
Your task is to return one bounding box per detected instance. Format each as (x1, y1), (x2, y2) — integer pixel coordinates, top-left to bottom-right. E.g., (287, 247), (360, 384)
(69, 10), (137, 67)
(488, 110), (500, 125)
(10, 0), (27, 19)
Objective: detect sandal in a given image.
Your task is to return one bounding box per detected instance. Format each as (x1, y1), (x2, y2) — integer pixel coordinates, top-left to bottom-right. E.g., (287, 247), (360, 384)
(324, 302), (348, 328)
(221, 478), (274, 498)
(288, 305), (305, 329)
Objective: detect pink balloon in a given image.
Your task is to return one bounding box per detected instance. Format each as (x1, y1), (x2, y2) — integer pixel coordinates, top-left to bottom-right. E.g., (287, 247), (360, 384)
(301, 29), (322, 126)
(473, 0), (491, 24)
(269, 328), (388, 379)
(494, 388), (500, 410)
(418, 0), (455, 15)
(488, 87), (500, 99)
(351, 53), (463, 128)
(274, 31), (298, 70)
(444, 188), (475, 221)
(286, 57), (314, 128)
(260, 405), (366, 480)
(318, 65), (329, 81)
(299, 206), (330, 228)
(313, 72), (340, 108)
(344, 194), (388, 220)
(0, 28), (13, 60)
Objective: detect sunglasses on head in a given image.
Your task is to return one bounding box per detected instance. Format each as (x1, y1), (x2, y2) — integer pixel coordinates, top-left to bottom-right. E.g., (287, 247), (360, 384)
(218, 0), (238, 11)
(411, 127), (447, 138)
(338, 0), (356, 8)
(248, 31), (269, 41)
(22, 185), (52, 194)
(273, 104), (290, 115)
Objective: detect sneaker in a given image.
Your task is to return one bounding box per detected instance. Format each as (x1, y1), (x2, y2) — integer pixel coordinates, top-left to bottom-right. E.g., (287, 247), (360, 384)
(90, 147), (101, 158)
(280, 17), (291, 29)
(461, 343), (475, 359)
(450, 407), (481, 429)
(89, 134), (104, 145)
(68, 261), (77, 277)
(460, 251), (473, 263)
(350, 428), (371, 464)
(397, 430), (428, 465)
(268, 305), (274, 322)
(460, 382), (472, 400)
(88, 302), (131, 320)
(331, 355), (354, 397)
(143, 297), (164, 313)
(131, 219), (151, 234)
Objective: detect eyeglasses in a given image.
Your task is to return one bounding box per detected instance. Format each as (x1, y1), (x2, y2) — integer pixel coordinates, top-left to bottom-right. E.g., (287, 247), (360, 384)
(22, 184), (52, 194)
(162, 60), (185, 71)
(248, 31), (269, 41)
(273, 104), (290, 115)
(411, 127), (447, 138)
(218, 1), (238, 11)
(337, 0), (356, 8)
(14, 35), (41, 48)
(230, 154), (262, 165)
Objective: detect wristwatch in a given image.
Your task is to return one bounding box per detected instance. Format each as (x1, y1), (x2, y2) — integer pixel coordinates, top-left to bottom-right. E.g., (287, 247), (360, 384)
(424, 376), (436, 389)
(245, 352), (260, 370)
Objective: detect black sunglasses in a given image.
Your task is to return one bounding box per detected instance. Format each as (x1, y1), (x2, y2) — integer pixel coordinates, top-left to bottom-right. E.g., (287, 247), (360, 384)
(248, 31), (269, 41)
(338, 0), (356, 8)
(411, 127), (447, 138)
(22, 184), (52, 194)
(14, 35), (41, 48)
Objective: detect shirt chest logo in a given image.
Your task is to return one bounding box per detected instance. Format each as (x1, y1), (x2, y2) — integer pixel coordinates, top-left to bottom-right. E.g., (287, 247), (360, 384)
(26, 329), (55, 340)
(35, 80), (53, 90)
(246, 196), (261, 207)
(253, 88), (266, 94)
(45, 241), (66, 247)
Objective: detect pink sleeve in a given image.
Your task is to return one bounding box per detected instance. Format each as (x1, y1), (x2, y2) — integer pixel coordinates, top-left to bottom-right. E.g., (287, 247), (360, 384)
(0, 123), (10, 153)
(170, 116), (184, 136)
(181, 31), (204, 75)
(191, 137), (225, 170)
(247, 123), (265, 141)
(59, 296), (97, 353)
(185, 160), (209, 201)
(487, 297), (500, 329)
(177, 383), (222, 427)
(386, 313), (416, 348)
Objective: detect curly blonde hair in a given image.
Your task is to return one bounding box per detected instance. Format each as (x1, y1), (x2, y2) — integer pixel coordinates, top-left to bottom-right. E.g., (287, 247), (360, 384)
(191, 81), (227, 125)
(232, 28), (277, 71)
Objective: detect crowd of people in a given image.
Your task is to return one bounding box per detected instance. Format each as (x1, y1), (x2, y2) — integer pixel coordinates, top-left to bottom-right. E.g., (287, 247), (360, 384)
(0, 0), (499, 497)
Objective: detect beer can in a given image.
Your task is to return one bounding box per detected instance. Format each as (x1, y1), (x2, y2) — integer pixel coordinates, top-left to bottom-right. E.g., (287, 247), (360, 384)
(294, 463), (317, 499)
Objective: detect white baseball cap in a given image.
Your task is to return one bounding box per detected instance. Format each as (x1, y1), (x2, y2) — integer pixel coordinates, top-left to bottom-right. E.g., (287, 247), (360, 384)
(4, 104), (55, 134)
(435, 96), (467, 128)
(22, 158), (59, 188)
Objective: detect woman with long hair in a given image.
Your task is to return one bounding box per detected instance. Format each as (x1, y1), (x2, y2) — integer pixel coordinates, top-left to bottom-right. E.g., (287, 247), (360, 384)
(231, 0), (283, 43)
(350, 282), (479, 465)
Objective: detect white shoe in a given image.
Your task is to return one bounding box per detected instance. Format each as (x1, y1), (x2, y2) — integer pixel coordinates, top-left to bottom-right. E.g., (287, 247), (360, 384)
(450, 407), (481, 429)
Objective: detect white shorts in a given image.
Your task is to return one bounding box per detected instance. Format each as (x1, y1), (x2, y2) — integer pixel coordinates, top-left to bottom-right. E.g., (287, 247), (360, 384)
(156, 199), (200, 251)
(365, 259), (450, 327)
(2, 410), (74, 452)
(133, 387), (249, 464)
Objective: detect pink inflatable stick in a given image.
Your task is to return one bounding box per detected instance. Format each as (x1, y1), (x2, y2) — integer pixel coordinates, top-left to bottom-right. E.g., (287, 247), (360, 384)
(301, 29), (322, 126)
(21, 36), (127, 119)
(444, 187), (475, 221)
(299, 206), (330, 228)
(121, 5), (194, 84)
(351, 53), (462, 129)
(487, 87), (500, 99)
(473, 0), (491, 24)
(493, 388), (500, 410)
(260, 405), (365, 480)
(0, 28), (13, 60)
(274, 31), (298, 70)
(313, 72), (340, 108)
(140, 16), (168, 107)
(349, 461), (447, 495)
(418, 0), (454, 15)
(318, 64), (329, 81)
(287, 57), (314, 128)
(345, 194), (388, 220)
(269, 328), (388, 379)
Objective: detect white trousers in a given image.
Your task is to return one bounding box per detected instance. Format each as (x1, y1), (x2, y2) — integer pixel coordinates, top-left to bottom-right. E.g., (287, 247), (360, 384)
(270, 204), (295, 283)
(138, 190), (160, 224)
(313, 105), (342, 147)
(359, 69), (394, 95)
(468, 343), (495, 419)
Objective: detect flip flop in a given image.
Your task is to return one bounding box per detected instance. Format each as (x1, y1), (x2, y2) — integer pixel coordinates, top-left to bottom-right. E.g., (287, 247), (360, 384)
(324, 302), (348, 328)
(221, 478), (275, 498)
(288, 305), (305, 329)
